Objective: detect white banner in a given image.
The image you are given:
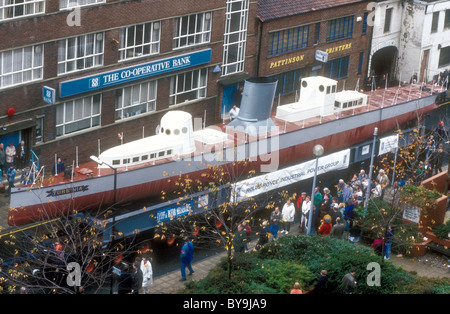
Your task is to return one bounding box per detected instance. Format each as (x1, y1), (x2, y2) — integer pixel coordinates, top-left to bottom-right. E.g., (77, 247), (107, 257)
(379, 134), (398, 155)
(232, 149), (350, 202)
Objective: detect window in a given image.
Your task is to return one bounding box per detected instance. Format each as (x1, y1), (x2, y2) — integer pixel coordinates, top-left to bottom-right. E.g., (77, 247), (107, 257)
(324, 56), (350, 79)
(169, 68), (207, 106)
(0, 0), (44, 20)
(119, 21), (160, 61)
(0, 44), (43, 88)
(314, 23), (320, 44)
(57, 33), (104, 75)
(222, 0), (249, 76)
(173, 12), (212, 49)
(445, 10), (450, 29)
(358, 51), (364, 74)
(384, 8), (392, 33)
(327, 16), (353, 42)
(60, 0), (105, 9)
(35, 116), (44, 143)
(270, 68), (305, 96)
(431, 11), (439, 33)
(56, 94), (101, 136)
(362, 12), (368, 35)
(268, 25), (309, 56)
(438, 46), (450, 67)
(115, 80), (157, 120)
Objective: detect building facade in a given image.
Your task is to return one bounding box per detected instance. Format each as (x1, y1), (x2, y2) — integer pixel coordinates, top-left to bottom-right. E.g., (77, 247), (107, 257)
(0, 0), (258, 169)
(256, 0), (373, 103)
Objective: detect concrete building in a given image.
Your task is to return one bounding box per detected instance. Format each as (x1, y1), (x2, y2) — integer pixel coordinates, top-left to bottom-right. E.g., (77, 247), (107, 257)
(369, 0), (450, 86)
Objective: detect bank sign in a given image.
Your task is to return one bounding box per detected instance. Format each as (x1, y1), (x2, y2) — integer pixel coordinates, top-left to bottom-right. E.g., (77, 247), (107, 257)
(59, 49), (211, 98)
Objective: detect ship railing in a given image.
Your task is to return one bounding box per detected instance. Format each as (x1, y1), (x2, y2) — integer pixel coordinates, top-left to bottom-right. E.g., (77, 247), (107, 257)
(31, 163), (45, 188)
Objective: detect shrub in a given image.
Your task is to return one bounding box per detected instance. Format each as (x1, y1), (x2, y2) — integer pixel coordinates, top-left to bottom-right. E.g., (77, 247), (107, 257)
(433, 220), (450, 239)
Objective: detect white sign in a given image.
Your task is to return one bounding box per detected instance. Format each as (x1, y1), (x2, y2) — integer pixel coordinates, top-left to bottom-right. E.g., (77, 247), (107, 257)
(315, 50), (329, 63)
(232, 149), (350, 202)
(402, 205), (420, 224)
(379, 134), (399, 155)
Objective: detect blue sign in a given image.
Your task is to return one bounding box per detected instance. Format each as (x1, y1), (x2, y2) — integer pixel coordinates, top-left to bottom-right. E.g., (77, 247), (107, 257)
(42, 86), (56, 104)
(60, 49), (212, 98)
(156, 201), (194, 223)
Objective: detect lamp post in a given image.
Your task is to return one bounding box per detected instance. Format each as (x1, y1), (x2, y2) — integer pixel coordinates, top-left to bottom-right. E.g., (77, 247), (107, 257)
(363, 127), (378, 218)
(90, 155), (118, 294)
(90, 155), (117, 204)
(307, 144), (324, 235)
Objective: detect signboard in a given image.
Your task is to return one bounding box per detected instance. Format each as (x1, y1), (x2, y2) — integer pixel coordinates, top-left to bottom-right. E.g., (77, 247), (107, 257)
(156, 201), (194, 223)
(42, 86), (56, 104)
(379, 134), (399, 155)
(315, 50), (329, 63)
(402, 205), (420, 224)
(232, 149), (350, 202)
(60, 49), (212, 98)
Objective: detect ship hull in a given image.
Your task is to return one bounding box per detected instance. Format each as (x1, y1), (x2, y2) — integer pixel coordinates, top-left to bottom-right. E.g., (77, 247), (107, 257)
(8, 93), (439, 226)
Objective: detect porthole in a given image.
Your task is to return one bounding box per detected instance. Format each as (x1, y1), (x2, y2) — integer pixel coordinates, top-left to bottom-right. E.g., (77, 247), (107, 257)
(319, 85), (325, 92)
(174, 129), (180, 135)
(165, 129), (171, 135)
(302, 81), (308, 88)
(182, 127), (188, 134)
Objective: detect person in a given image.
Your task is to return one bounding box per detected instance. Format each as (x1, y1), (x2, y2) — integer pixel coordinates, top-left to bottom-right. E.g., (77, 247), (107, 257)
(16, 140), (26, 170)
(301, 195), (311, 232)
(313, 270), (328, 294)
(140, 256), (153, 293)
(410, 72), (418, 84)
(371, 234), (384, 256)
(290, 282), (303, 294)
(5, 164), (16, 197)
(342, 268), (357, 294)
(364, 76), (373, 91)
(336, 179), (345, 195)
(433, 144), (445, 175)
(281, 199), (295, 234)
(20, 167), (34, 185)
(52, 157), (65, 175)
(318, 215), (332, 235)
(378, 74), (386, 89)
(229, 105), (240, 120)
(329, 204), (342, 225)
(376, 169), (390, 199)
(234, 86), (243, 106)
(358, 169), (368, 182)
(269, 206), (282, 239)
(233, 224), (247, 254)
(131, 261), (143, 294)
(256, 220), (269, 250)
(348, 221), (361, 243)
(384, 225), (394, 260)
(0, 143), (5, 176)
(180, 236), (194, 281)
(241, 220), (252, 251)
(342, 182), (353, 205)
(5, 141), (16, 169)
(371, 180), (382, 199)
(343, 199), (354, 231)
(313, 186), (323, 211)
(296, 192), (307, 225)
(330, 217), (346, 239)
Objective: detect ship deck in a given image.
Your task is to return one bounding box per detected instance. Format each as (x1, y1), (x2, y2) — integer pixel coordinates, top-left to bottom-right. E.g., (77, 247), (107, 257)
(22, 82), (440, 189)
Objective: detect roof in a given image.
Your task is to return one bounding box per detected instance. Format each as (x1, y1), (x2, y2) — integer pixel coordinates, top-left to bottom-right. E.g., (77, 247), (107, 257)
(257, 0), (368, 22)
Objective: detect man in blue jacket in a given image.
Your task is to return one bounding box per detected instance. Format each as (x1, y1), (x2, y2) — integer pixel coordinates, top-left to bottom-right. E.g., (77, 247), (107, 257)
(180, 236), (194, 281)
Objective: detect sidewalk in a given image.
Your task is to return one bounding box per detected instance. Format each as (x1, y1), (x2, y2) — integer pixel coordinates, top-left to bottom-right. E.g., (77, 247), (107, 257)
(147, 222), (450, 294)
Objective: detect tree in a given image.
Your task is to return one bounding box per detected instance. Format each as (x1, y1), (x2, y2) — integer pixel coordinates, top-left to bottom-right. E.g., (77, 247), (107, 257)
(0, 205), (139, 294)
(154, 158), (284, 280)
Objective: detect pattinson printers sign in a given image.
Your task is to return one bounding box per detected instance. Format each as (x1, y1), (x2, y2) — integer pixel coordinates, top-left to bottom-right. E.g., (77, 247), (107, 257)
(379, 134), (398, 155)
(232, 149), (350, 202)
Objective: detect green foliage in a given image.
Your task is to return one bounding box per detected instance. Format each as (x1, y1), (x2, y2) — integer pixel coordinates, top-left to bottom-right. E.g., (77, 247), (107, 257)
(433, 220), (450, 239)
(180, 235), (450, 294)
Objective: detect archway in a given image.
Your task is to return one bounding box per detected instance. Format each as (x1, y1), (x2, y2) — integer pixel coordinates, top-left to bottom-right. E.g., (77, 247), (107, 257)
(370, 46), (398, 86)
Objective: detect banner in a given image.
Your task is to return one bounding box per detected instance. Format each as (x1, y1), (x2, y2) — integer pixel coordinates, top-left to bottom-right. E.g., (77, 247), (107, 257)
(379, 134), (398, 155)
(232, 149), (350, 202)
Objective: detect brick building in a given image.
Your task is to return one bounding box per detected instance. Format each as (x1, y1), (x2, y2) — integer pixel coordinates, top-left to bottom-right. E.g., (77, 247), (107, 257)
(0, 0), (373, 171)
(0, 0), (258, 169)
(257, 0), (373, 103)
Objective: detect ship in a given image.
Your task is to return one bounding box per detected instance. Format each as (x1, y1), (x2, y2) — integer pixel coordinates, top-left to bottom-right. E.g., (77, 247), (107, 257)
(8, 76), (443, 227)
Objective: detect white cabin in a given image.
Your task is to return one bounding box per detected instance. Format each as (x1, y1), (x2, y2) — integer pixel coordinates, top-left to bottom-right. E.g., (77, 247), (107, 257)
(97, 111), (195, 168)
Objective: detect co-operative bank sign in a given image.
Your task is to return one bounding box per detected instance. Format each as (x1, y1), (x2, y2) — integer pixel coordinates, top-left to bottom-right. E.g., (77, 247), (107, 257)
(59, 49), (211, 98)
